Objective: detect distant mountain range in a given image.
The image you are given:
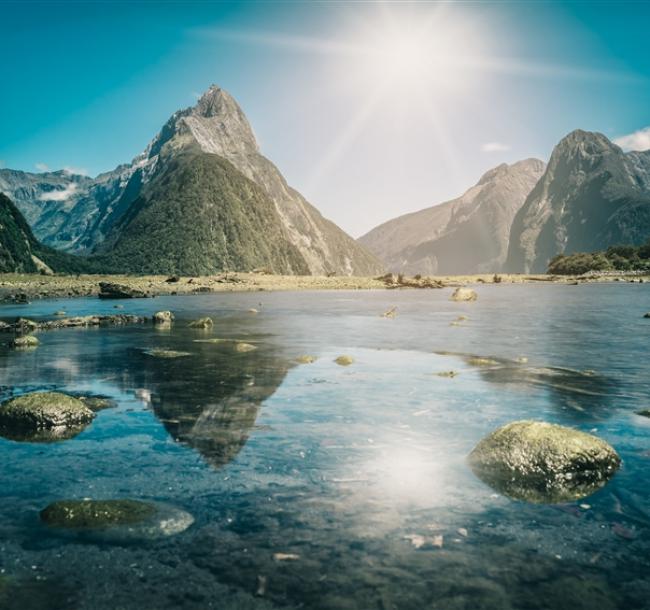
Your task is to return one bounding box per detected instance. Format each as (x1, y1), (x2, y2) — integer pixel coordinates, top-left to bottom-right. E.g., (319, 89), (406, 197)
(359, 159), (545, 275)
(362, 130), (650, 275)
(2, 88), (650, 277)
(0, 86), (382, 276)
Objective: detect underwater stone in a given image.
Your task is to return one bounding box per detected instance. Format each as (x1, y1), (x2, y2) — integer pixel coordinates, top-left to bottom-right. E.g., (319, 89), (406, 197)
(40, 499), (156, 528)
(468, 420), (620, 503)
(451, 287), (478, 302)
(0, 392), (95, 442)
(234, 342), (257, 352)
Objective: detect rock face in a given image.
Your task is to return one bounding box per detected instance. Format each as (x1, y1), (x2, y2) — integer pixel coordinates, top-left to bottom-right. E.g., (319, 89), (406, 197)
(468, 420), (620, 503)
(1, 86), (382, 276)
(0, 193), (90, 274)
(0, 392), (95, 442)
(505, 130), (650, 273)
(359, 159), (545, 275)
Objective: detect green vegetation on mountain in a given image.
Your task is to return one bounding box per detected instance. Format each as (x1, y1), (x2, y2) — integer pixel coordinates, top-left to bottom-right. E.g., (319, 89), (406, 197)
(548, 241), (650, 275)
(0, 193), (98, 273)
(96, 150), (311, 275)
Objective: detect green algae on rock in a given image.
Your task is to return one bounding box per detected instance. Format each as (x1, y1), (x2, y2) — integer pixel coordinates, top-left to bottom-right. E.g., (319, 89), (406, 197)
(40, 499), (156, 528)
(0, 392), (95, 442)
(9, 335), (39, 349)
(335, 355), (354, 366)
(468, 420), (620, 503)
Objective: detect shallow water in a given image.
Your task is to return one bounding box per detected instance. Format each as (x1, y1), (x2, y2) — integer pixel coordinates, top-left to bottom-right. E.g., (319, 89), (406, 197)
(1, 284), (649, 609)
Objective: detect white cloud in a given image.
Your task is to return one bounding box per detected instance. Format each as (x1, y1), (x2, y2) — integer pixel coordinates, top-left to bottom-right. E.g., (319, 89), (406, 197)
(35, 162), (50, 172)
(614, 127), (650, 152)
(481, 142), (511, 153)
(38, 183), (78, 202)
(63, 165), (89, 176)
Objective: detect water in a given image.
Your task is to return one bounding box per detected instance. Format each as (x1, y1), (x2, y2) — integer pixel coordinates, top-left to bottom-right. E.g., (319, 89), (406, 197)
(1, 284), (649, 609)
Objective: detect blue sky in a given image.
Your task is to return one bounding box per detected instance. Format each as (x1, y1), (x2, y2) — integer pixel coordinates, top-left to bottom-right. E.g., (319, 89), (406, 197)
(1, 1), (649, 236)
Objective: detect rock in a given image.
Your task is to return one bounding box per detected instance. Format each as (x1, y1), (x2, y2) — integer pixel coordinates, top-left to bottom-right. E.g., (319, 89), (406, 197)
(113, 304), (124, 309)
(0, 321), (11, 331)
(0, 392), (95, 442)
(15, 318), (38, 332)
(40, 499), (155, 528)
(189, 317), (214, 329)
(335, 355), (354, 366)
(435, 371), (458, 378)
(74, 395), (117, 411)
(273, 553), (300, 561)
(14, 293), (30, 304)
(451, 287), (478, 302)
(39, 499), (194, 540)
(248, 308), (259, 314)
(234, 342), (257, 353)
(143, 349), (191, 359)
(98, 282), (151, 299)
(468, 421), (620, 503)
(54, 310), (66, 316)
(10, 335), (39, 349)
(644, 312), (650, 318)
(636, 409), (650, 418)
(165, 275), (181, 283)
(296, 355), (317, 364)
(381, 307), (397, 318)
(153, 310), (175, 324)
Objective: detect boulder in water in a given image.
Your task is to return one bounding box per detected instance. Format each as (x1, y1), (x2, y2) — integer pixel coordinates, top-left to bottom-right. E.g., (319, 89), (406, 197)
(335, 355), (354, 366)
(10, 335), (39, 349)
(0, 392), (95, 442)
(451, 287), (478, 302)
(296, 355), (317, 364)
(153, 310), (175, 324)
(189, 317), (214, 329)
(468, 420), (620, 503)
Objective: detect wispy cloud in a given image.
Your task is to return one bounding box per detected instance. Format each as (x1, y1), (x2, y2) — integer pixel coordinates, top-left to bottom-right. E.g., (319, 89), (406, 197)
(481, 142), (510, 153)
(38, 183), (78, 202)
(614, 127), (650, 152)
(63, 165), (89, 176)
(35, 162), (50, 172)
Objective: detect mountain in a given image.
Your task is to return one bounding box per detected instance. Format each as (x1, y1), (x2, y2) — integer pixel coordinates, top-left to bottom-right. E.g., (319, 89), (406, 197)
(505, 130), (650, 273)
(1, 86), (382, 276)
(97, 148), (311, 275)
(0, 193), (93, 274)
(359, 159), (545, 275)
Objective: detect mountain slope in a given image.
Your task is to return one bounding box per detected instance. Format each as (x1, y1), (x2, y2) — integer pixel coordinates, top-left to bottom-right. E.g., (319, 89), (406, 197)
(0, 193), (93, 274)
(505, 130), (650, 273)
(97, 148), (311, 275)
(1, 85), (382, 276)
(359, 159), (545, 275)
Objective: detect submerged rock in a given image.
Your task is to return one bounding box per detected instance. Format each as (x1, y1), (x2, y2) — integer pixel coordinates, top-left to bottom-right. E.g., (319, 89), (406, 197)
(98, 282), (152, 299)
(189, 317), (214, 329)
(10, 335), (39, 349)
(469, 421), (620, 503)
(234, 342), (257, 353)
(0, 392), (95, 442)
(335, 355), (354, 366)
(153, 310), (175, 324)
(451, 287), (478, 302)
(40, 499), (194, 540)
(143, 348), (191, 359)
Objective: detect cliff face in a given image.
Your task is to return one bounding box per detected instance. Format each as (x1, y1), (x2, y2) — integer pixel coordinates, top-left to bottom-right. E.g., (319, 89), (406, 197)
(505, 130), (650, 273)
(359, 159), (545, 275)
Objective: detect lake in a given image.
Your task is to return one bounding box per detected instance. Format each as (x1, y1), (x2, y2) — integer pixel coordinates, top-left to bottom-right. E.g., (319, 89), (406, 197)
(1, 284), (649, 610)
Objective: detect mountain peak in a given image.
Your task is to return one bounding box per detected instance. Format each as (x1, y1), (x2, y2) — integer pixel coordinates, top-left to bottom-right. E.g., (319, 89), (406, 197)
(555, 129), (619, 156)
(193, 85), (240, 119)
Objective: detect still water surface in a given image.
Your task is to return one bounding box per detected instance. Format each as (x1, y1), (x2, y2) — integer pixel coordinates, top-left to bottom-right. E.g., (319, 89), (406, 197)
(1, 284), (649, 609)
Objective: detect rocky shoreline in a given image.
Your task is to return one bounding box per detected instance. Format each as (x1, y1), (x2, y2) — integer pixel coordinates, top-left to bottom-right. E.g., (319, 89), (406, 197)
(0, 270), (648, 303)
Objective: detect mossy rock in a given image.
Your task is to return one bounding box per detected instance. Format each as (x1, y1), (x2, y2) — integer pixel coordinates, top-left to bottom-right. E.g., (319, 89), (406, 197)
(153, 310), (175, 324)
(335, 355), (354, 366)
(40, 499), (156, 528)
(189, 317), (213, 329)
(75, 395), (117, 411)
(10, 335), (39, 349)
(296, 355), (317, 364)
(469, 420), (620, 503)
(451, 287), (478, 302)
(234, 342), (257, 353)
(0, 392), (95, 442)
(143, 348), (191, 359)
